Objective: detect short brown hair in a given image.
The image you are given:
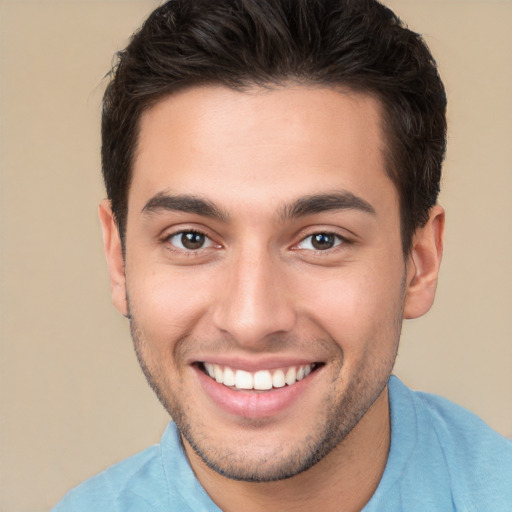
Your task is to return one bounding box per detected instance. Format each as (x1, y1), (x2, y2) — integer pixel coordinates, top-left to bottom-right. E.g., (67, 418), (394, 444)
(102, 0), (447, 253)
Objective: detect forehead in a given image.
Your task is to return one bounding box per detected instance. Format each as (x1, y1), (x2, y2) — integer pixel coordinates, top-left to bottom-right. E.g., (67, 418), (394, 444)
(131, 85), (396, 217)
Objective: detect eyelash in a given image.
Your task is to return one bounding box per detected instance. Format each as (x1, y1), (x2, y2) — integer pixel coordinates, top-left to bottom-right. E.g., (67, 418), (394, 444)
(162, 229), (350, 255)
(162, 229), (218, 254)
(295, 232), (347, 251)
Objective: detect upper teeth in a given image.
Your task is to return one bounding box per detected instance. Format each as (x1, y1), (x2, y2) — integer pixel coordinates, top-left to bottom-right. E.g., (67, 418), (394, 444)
(203, 363), (314, 390)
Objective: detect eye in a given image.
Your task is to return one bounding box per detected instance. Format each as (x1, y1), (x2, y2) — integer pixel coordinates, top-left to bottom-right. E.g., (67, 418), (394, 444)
(297, 232), (344, 251)
(167, 231), (215, 251)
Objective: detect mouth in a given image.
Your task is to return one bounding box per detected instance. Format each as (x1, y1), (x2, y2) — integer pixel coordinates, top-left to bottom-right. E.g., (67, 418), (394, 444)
(197, 362), (323, 392)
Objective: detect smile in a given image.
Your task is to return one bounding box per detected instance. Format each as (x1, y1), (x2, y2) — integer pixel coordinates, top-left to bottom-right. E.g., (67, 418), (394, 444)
(201, 363), (319, 391)
(195, 361), (324, 418)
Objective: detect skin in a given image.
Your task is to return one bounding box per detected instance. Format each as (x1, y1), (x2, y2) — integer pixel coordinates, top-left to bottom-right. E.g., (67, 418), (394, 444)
(100, 85), (444, 512)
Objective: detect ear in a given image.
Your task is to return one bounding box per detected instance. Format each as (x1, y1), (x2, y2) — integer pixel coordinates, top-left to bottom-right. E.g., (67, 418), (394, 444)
(403, 205), (445, 319)
(98, 199), (129, 317)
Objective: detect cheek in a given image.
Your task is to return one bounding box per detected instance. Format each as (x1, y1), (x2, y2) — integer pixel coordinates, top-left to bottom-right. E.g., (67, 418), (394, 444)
(296, 262), (404, 350)
(126, 266), (213, 349)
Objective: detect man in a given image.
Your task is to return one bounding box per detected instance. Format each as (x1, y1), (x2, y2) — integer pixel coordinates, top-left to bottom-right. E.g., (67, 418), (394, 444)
(53, 0), (512, 510)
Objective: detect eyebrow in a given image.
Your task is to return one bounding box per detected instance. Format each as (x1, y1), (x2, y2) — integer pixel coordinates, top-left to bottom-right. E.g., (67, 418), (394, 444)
(280, 192), (376, 220)
(141, 192), (229, 221)
(141, 190), (375, 223)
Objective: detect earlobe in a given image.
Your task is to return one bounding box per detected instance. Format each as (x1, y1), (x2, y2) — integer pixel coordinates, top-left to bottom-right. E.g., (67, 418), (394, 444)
(403, 205), (445, 319)
(98, 199), (129, 317)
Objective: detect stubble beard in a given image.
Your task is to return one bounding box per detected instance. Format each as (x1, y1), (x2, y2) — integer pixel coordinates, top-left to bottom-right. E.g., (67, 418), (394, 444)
(182, 363), (394, 482)
(126, 282), (405, 483)
(129, 331), (401, 482)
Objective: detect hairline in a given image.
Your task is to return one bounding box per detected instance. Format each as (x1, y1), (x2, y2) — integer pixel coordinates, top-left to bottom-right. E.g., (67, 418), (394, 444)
(117, 80), (415, 256)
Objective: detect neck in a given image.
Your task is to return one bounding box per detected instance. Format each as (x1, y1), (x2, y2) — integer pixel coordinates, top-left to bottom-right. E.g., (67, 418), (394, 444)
(184, 387), (391, 512)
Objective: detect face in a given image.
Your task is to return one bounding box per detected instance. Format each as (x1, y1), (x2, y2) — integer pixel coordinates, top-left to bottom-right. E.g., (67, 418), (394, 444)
(101, 85), (439, 482)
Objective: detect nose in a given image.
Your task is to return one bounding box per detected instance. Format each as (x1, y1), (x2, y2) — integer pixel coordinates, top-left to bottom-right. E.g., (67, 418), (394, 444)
(212, 247), (296, 348)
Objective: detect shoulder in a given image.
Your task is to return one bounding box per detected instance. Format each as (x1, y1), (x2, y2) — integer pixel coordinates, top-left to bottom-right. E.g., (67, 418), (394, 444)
(51, 444), (167, 511)
(413, 385), (512, 460)
(391, 376), (512, 510)
(52, 422), (221, 512)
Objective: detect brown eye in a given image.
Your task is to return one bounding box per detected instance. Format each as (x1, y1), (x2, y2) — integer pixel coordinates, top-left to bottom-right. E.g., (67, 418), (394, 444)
(181, 232), (205, 249)
(168, 231), (213, 250)
(311, 233), (336, 250)
(297, 232), (343, 251)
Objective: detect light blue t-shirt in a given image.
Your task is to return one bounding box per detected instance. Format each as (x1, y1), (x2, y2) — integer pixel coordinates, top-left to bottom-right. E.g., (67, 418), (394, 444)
(52, 376), (512, 511)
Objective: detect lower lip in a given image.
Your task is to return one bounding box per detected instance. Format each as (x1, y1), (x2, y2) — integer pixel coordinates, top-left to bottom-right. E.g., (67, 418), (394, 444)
(194, 366), (318, 419)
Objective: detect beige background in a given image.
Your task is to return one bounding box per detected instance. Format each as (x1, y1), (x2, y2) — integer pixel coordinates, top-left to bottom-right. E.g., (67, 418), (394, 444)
(0, 1), (511, 511)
